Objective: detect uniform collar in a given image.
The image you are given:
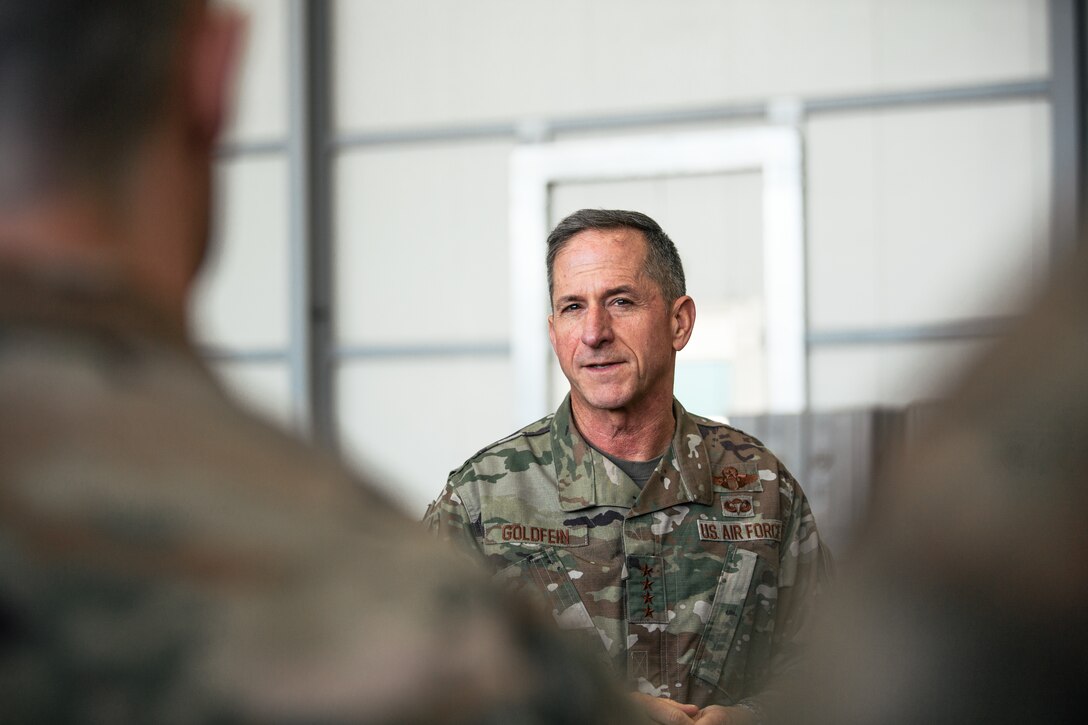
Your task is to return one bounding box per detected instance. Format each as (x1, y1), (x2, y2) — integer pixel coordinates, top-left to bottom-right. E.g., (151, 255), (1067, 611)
(0, 262), (191, 352)
(550, 395), (716, 513)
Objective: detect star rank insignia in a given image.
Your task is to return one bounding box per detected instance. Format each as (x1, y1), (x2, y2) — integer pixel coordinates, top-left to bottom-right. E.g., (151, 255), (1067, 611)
(626, 555), (667, 624)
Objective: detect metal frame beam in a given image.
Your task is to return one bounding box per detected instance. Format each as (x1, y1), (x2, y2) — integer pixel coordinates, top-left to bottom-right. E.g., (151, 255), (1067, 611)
(1050, 0), (1087, 259)
(288, 0), (337, 449)
(332, 79), (1049, 150)
(337, 342), (510, 360)
(199, 347), (290, 364)
(807, 318), (1013, 347)
(215, 139), (288, 159)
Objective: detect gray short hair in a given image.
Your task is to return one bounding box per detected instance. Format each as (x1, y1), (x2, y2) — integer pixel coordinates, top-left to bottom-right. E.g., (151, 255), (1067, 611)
(546, 209), (687, 305)
(0, 0), (189, 203)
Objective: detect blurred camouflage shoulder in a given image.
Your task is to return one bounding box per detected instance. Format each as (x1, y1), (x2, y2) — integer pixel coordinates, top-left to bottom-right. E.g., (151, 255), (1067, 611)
(0, 279), (640, 724)
(775, 249), (1088, 725)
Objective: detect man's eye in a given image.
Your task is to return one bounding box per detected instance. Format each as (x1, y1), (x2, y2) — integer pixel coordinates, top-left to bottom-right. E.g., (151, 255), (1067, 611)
(562, 303), (581, 312)
(612, 298), (631, 306)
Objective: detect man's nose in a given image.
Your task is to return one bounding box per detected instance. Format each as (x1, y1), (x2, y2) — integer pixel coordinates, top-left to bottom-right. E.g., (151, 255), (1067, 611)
(580, 304), (613, 348)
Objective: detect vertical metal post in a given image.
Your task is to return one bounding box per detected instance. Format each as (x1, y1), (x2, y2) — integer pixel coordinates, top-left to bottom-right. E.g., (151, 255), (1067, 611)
(1050, 0), (1087, 260)
(288, 0), (337, 450)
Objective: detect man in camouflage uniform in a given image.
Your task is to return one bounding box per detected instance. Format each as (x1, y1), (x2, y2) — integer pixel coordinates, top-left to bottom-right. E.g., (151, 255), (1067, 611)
(0, 3), (640, 722)
(427, 209), (831, 724)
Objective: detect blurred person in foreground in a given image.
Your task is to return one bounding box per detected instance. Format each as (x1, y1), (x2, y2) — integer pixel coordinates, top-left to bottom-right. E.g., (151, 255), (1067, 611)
(777, 246), (1088, 724)
(0, 2), (641, 722)
(426, 209), (832, 724)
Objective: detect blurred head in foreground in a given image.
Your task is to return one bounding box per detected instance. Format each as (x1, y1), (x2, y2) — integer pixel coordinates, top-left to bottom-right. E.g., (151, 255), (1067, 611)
(0, 2), (636, 722)
(0, 0), (227, 328)
(779, 246), (1088, 724)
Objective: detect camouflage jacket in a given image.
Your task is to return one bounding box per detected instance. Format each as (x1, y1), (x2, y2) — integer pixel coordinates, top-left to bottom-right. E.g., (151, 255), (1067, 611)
(0, 269), (641, 724)
(426, 396), (830, 712)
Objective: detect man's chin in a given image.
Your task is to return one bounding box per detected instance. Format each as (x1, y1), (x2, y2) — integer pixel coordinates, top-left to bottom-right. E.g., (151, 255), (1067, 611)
(572, 388), (633, 414)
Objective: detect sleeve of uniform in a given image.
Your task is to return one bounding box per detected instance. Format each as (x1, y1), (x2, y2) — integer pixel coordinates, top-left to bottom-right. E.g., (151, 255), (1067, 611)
(773, 466), (832, 640)
(423, 467), (486, 559)
(737, 464), (832, 722)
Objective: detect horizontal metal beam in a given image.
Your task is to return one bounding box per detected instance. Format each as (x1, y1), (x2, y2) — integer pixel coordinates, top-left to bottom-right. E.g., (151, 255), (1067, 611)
(804, 79), (1049, 114)
(200, 347), (290, 363)
(214, 138), (289, 159)
(332, 79), (1050, 150)
(201, 318), (1013, 362)
(807, 317), (1014, 346)
(205, 320), (1013, 360)
(336, 342), (510, 360)
(335, 122), (520, 149)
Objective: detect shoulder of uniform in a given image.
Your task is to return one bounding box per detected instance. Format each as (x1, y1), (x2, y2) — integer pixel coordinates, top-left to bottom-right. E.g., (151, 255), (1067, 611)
(687, 412), (805, 484)
(447, 412), (554, 482)
(689, 412), (769, 450)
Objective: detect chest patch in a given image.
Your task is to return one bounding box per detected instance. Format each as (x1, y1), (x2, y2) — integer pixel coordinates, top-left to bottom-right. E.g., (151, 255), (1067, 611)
(712, 461), (763, 492)
(721, 493), (755, 518)
(483, 522), (588, 547)
(697, 518), (783, 543)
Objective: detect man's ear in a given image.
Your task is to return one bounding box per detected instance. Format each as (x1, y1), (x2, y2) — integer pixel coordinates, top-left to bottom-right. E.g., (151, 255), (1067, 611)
(187, 6), (245, 145)
(547, 313), (557, 353)
(671, 295), (696, 352)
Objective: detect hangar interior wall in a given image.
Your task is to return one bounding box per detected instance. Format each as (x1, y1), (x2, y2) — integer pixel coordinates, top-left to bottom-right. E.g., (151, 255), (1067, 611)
(195, 0), (1053, 529)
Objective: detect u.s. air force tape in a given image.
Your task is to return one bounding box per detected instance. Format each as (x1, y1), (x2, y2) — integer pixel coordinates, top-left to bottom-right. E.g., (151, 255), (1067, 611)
(697, 518), (783, 543)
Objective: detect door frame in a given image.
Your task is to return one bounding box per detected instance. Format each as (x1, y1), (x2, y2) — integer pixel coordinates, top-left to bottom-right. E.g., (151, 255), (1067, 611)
(509, 127), (807, 422)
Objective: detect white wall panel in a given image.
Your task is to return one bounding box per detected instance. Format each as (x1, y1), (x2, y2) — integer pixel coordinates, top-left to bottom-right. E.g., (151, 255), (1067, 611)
(217, 0), (288, 143)
(807, 101), (1051, 331)
(876, 103), (1049, 326)
(807, 114), (881, 330)
(810, 339), (993, 409)
(192, 156), (290, 348)
(335, 141), (513, 345)
(337, 358), (516, 516)
(873, 0), (1048, 89)
(334, 0), (1046, 132)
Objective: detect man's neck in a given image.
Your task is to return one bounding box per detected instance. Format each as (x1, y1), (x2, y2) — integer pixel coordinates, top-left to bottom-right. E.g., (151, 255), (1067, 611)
(0, 192), (121, 281)
(569, 394), (676, 461)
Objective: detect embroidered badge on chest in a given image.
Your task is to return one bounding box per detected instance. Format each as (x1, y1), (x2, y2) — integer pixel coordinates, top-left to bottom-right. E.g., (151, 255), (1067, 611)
(712, 461), (761, 491)
(721, 493), (755, 518)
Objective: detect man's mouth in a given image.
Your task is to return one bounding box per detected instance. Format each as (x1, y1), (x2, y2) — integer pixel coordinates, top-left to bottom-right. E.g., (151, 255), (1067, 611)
(583, 361), (621, 370)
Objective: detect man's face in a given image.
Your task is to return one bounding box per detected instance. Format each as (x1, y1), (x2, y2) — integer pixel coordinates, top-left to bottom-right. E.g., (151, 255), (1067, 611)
(548, 227), (690, 417)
